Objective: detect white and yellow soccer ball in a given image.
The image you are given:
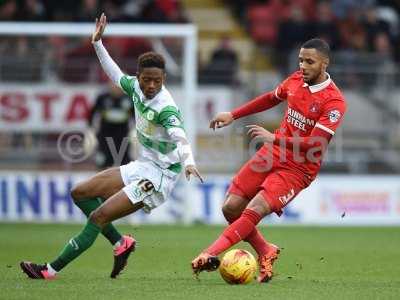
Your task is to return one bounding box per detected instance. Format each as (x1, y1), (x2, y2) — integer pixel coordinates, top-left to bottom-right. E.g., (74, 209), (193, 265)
(219, 249), (257, 284)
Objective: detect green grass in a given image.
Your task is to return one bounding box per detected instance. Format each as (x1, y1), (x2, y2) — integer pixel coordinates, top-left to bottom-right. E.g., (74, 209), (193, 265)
(1, 223), (399, 300)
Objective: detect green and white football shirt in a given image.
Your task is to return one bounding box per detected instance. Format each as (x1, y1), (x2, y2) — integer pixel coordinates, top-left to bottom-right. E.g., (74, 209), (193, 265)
(119, 75), (186, 176)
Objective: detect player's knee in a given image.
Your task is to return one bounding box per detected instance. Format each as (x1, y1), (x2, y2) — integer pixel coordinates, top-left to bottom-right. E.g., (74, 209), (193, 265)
(222, 202), (241, 223)
(89, 209), (107, 227)
(247, 194), (273, 218)
(71, 184), (87, 202)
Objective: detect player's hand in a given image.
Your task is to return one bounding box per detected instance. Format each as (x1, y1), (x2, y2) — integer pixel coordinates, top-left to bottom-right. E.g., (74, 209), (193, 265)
(247, 125), (276, 143)
(92, 13), (107, 43)
(185, 165), (204, 183)
(209, 112), (234, 130)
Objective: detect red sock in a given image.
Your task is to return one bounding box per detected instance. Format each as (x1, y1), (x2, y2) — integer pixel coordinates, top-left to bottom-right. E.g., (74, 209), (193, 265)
(207, 209), (262, 256)
(225, 213), (270, 256)
(245, 229), (270, 256)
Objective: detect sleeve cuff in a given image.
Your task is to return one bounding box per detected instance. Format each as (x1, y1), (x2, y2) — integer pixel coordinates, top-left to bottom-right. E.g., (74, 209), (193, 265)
(183, 153), (195, 167)
(273, 133), (283, 145)
(230, 110), (239, 120)
(92, 39), (102, 46)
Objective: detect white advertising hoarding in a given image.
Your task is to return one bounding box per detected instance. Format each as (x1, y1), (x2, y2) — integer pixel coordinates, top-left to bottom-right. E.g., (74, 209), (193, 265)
(0, 171), (399, 225)
(0, 84), (231, 133)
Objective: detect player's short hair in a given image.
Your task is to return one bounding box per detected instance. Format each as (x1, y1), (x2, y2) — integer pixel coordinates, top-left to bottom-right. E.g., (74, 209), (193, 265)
(138, 52), (165, 72)
(301, 38), (330, 58)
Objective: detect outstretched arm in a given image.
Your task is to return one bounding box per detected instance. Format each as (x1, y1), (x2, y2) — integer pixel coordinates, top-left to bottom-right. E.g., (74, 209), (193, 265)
(92, 13), (124, 87)
(230, 91), (282, 120)
(209, 91), (282, 130)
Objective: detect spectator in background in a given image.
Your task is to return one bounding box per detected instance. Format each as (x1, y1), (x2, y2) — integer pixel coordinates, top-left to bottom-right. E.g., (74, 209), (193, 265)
(395, 35), (400, 63)
(119, 0), (147, 22)
(277, 5), (309, 51)
(369, 32), (394, 88)
(376, 4), (399, 38)
(140, 0), (169, 23)
(362, 6), (392, 52)
(0, 0), (17, 20)
(334, 9), (370, 87)
(374, 31), (393, 58)
(76, 0), (101, 22)
(308, 1), (340, 50)
(87, 82), (134, 170)
(276, 5), (309, 74)
(337, 9), (367, 51)
(200, 36), (239, 85)
(101, 0), (125, 22)
(0, 36), (44, 81)
(42, 0), (80, 21)
(15, 0), (46, 21)
(161, 0), (188, 23)
(331, 0), (375, 20)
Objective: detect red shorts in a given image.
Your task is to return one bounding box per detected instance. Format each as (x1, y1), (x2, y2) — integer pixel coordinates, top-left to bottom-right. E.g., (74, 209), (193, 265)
(228, 147), (311, 216)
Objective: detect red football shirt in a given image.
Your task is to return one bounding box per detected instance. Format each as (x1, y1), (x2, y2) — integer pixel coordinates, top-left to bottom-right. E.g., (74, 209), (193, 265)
(260, 71), (347, 179)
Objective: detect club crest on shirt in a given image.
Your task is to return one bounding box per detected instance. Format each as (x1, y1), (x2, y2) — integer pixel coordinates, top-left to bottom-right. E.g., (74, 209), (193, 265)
(147, 110), (155, 120)
(328, 110), (341, 123)
(309, 102), (320, 113)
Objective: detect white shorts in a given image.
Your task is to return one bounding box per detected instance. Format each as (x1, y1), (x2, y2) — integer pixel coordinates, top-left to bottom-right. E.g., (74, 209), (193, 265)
(120, 160), (178, 213)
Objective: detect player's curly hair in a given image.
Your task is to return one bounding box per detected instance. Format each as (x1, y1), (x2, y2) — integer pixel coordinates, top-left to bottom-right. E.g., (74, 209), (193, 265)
(138, 52), (165, 72)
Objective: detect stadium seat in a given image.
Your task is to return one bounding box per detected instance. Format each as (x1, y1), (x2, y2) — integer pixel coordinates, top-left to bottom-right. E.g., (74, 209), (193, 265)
(247, 4), (278, 45)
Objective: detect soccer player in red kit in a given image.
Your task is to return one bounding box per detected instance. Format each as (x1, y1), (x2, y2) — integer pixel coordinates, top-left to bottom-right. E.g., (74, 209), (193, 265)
(191, 38), (347, 282)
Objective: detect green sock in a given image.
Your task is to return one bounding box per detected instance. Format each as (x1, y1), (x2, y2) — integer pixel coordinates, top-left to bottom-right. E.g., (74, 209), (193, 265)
(50, 221), (101, 271)
(75, 197), (122, 245)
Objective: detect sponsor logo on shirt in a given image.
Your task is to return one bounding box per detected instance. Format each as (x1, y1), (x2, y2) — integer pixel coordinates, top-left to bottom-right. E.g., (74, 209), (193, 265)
(287, 107), (315, 131)
(137, 116), (155, 135)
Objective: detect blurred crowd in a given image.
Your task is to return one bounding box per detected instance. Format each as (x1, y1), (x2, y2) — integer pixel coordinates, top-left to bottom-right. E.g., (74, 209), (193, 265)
(226, 0), (400, 74)
(1, 0), (400, 85)
(0, 0), (188, 83)
(0, 0), (187, 23)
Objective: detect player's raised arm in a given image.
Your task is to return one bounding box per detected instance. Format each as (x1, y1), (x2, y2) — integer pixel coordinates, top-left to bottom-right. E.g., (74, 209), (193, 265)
(92, 13), (124, 87)
(209, 90), (283, 130)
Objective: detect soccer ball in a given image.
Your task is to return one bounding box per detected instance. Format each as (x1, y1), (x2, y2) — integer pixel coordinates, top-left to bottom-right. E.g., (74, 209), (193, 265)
(219, 249), (257, 284)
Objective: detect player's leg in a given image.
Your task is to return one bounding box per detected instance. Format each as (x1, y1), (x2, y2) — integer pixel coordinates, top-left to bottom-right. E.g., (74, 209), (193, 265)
(243, 170), (310, 282)
(223, 194), (274, 255)
(51, 190), (140, 273)
(20, 189), (141, 280)
(223, 152), (276, 257)
(71, 167), (125, 200)
(71, 167), (125, 246)
(89, 190), (142, 226)
(204, 192), (273, 256)
(192, 192), (272, 274)
(194, 169), (310, 280)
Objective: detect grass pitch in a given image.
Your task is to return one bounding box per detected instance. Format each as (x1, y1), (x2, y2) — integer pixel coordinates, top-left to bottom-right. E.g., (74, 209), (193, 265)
(1, 223), (399, 300)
